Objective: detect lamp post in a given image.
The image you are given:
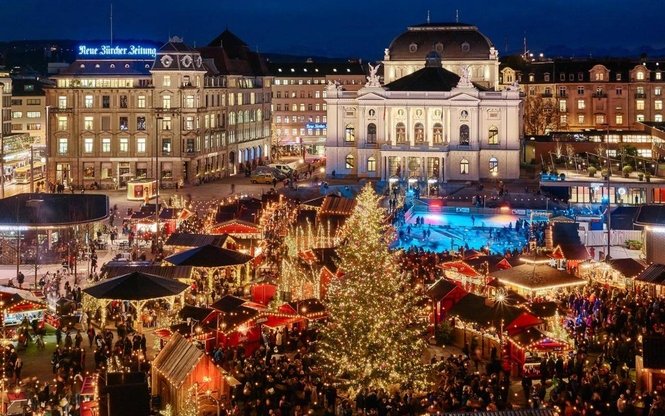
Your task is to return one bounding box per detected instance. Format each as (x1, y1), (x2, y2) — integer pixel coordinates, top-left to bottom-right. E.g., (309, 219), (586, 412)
(603, 123), (611, 262)
(26, 199), (44, 289)
(155, 117), (163, 252)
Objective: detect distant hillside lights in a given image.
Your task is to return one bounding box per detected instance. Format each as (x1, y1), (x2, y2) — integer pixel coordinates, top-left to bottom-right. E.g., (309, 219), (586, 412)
(77, 45), (157, 58)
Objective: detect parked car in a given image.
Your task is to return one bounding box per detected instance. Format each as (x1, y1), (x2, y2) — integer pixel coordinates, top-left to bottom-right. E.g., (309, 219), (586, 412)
(268, 163), (295, 175)
(255, 166), (286, 180)
(250, 172), (277, 184)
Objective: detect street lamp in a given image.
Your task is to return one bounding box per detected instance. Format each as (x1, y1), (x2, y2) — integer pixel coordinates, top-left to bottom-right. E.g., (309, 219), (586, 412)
(26, 199), (44, 289)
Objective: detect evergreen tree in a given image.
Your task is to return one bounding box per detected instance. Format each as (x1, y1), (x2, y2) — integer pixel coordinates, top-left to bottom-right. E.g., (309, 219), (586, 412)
(316, 184), (431, 391)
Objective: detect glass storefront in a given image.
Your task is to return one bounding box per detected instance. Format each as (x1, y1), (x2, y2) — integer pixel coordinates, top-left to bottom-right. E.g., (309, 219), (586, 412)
(568, 185), (647, 204)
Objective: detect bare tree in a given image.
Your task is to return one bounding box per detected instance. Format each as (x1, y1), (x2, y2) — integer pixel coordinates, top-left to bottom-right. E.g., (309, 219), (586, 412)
(523, 95), (561, 135)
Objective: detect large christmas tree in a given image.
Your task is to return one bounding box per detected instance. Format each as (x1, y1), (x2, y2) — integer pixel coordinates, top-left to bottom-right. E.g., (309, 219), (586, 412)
(317, 184), (431, 391)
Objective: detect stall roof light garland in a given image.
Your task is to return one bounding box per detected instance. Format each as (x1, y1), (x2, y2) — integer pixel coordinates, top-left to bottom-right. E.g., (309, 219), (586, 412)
(315, 184), (431, 392)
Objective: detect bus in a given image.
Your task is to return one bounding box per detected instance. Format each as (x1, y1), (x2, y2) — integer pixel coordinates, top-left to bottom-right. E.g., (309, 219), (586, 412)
(13, 161), (45, 185)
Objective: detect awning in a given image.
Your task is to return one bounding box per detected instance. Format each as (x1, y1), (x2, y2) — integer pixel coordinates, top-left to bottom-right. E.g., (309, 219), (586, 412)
(261, 315), (303, 328)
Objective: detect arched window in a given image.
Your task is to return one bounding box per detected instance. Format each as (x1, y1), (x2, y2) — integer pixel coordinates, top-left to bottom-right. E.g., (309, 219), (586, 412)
(237, 111), (243, 123)
(489, 157), (498, 174)
(244, 110), (249, 122)
(459, 124), (470, 145)
(345, 124), (355, 142)
(229, 112), (236, 125)
(460, 158), (469, 174)
(395, 123), (406, 143)
(345, 154), (355, 169)
(488, 126), (498, 145)
(414, 123), (424, 143)
(367, 123), (377, 143)
(367, 156), (376, 172)
(257, 108), (262, 120)
(433, 123), (443, 143)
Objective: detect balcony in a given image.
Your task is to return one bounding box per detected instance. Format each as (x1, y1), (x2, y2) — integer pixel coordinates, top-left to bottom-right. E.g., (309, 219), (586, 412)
(162, 151), (172, 157)
(636, 93), (647, 98)
(559, 92), (568, 98)
(541, 93), (553, 98)
(593, 93), (608, 98)
(52, 107), (73, 113)
(181, 82), (196, 88)
(363, 142), (379, 149)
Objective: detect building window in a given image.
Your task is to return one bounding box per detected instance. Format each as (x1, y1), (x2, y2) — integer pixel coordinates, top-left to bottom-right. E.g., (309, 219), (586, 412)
(656, 100), (663, 110)
(489, 157), (498, 174)
(559, 100), (567, 112)
(559, 86), (566, 96)
(138, 96), (146, 108)
(638, 149), (653, 158)
(595, 115), (605, 124)
(119, 138), (129, 152)
(560, 115), (568, 124)
(345, 124), (355, 142)
(433, 123), (443, 143)
(26, 111), (40, 118)
(637, 72), (645, 80)
(162, 138), (172, 155)
(84, 138), (93, 153)
(163, 96), (171, 109)
(102, 138), (111, 153)
(162, 117), (171, 130)
(413, 123), (425, 143)
(102, 96), (110, 108)
(185, 116), (194, 130)
(137, 138), (146, 153)
(58, 96), (67, 109)
(137, 116), (146, 130)
(58, 138), (68, 154)
(577, 86), (584, 95)
(367, 123), (377, 143)
(345, 154), (354, 169)
(299, 104), (305, 111)
(84, 95), (93, 108)
(185, 95), (194, 108)
(616, 87), (622, 95)
(637, 86), (645, 95)
(163, 76), (171, 87)
(616, 114), (623, 125)
(459, 124), (470, 145)
(367, 156), (376, 172)
(83, 163), (95, 179)
(656, 87), (662, 96)
(460, 158), (469, 174)
(57, 117), (67, 131)
(84, 117), (93, 130)
(577, 100), (586, 110)
(101, 163), (112, 179)
(12, 111), (22, 118)
(578, 114), (585, 124)
(637, 114), (645, 122)
(488, 126), (498, 144)
(119, 117), (129, 131)
(162, 162), (173, 179)
(396, 123), (406, 143)
(656, 115), (663, 122)
(637, 100), (645, 110)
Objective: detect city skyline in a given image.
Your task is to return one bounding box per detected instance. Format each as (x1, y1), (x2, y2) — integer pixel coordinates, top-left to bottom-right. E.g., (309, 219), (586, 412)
(2, 0), (664, 60)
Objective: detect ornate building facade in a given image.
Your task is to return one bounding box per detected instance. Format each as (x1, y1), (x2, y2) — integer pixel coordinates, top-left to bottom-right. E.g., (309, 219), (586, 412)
(44, 31), (271, 189)
(326, 24), (523, 184)
(382, 22), (499, 89)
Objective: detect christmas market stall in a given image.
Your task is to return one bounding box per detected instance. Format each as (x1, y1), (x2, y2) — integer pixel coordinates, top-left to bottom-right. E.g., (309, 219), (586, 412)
(82, 271), (189, 332)
(209, 219), (263, 240)
(426, 278), (468, 328)
(634, 263), (665, 296)
(163, 244), (254, 295)
(154, 305), (217, 351)
(488, 264), (587, 300)
(436, 260), (485, 292)
(447, 293), (542, 362)
(209, 295), (267, 355)
(152, 332), (235, 416)
(158, 208), (193, 236)
(508, 326), (572, 378)
(582, 258), (646, 289)
(0, 287), (46, 327)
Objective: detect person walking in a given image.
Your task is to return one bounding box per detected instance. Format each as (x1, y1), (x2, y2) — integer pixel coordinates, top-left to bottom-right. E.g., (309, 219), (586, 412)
(231, 183), (235, 194)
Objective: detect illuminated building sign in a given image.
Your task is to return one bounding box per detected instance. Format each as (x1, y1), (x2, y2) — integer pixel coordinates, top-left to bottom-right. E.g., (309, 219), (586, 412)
(78, 45), (157, 58)
(305, 123), (327, 129)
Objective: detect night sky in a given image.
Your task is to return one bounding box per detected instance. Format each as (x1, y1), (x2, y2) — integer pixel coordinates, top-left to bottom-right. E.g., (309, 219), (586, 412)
(3, 0), (663, 59)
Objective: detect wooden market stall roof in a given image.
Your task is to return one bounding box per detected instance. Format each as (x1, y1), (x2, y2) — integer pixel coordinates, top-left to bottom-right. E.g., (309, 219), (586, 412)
(163, 244), (253, 267)
(100, 265), (195, 281)
(209, 219), (262, 236)
(509, 327), (569, 351)
(549, 244), (589, 261)
(635, 263), (665, 285)
(609, 258), (647, 278)
(447, 293), (542, 333)
(525, 301), (562, 319)
(437, 260), (483, 278)
(164, 233), (233, 249)
(83, 271), (189, 301)
(426, 278), (466, 301)
(489, 264), (587, 292)
(152, 332), (207, 388)
(320, 195), (356, 216)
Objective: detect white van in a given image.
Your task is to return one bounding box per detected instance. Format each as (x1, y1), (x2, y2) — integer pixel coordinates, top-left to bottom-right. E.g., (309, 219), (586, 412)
(269, 164), (295, 175)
